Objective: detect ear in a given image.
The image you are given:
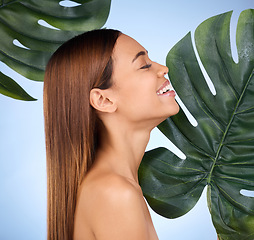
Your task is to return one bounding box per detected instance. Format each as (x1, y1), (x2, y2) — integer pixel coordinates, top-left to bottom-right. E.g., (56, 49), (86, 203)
(90, 88), (117, 113)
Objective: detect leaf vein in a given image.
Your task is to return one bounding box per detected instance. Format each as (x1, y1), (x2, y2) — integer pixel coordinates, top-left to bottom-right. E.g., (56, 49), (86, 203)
(145, 154), (208, 174)
(214, 39), (239, 100)
(215, 182), (254, 214)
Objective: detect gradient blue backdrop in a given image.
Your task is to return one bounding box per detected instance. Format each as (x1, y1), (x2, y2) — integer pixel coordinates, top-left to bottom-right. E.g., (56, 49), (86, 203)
(0, 0), (253, 239)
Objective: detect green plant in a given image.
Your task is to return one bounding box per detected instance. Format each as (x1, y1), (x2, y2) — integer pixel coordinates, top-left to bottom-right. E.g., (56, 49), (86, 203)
(0, 0), (111, 100)
(139, 9), (254, 240)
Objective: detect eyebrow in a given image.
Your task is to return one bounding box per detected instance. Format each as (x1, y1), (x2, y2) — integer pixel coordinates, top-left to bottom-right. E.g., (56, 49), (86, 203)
(132, 50), (148, 63)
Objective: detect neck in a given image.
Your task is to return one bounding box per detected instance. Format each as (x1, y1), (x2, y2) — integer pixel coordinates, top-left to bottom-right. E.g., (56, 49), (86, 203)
(95, 120), (152, 184)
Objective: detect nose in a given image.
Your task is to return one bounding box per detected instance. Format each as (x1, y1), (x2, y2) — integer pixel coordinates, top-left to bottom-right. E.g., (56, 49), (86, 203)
(157, 63), (168, 78)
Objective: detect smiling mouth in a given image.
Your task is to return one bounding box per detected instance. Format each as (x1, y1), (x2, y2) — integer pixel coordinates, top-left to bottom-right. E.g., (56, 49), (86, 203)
(156, 80), (175, 95)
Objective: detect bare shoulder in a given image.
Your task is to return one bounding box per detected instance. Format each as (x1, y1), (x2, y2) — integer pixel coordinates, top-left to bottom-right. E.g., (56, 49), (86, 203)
(76, 171), (152, 240)
(79, 170), (143, 210)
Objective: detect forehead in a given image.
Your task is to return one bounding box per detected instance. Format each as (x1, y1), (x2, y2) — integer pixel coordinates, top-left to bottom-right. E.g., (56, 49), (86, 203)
(112, 34), (146, 62)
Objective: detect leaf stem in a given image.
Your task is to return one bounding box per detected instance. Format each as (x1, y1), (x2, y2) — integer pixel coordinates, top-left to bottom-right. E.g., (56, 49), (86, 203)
(207, 68), (254, 184)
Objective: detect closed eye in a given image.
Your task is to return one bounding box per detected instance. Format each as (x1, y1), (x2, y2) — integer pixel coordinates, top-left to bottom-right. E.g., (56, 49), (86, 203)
(140, 64), (152, 69)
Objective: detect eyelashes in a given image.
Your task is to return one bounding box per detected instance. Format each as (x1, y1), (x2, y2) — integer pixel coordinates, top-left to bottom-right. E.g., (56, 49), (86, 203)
(140, 63), (152, 70)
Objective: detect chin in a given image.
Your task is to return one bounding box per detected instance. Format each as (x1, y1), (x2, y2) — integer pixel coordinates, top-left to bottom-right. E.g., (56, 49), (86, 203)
(172, 103), (180, 116)
(154, 107), (180, 127)
(165, 102), (180, 118)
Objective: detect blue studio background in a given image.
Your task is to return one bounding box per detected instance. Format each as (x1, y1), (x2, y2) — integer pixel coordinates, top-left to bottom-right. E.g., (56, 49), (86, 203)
(0, 0), (253, 239)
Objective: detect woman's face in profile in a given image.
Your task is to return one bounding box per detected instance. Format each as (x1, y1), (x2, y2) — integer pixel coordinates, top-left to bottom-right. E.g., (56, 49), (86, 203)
(110, 34), (179, 125)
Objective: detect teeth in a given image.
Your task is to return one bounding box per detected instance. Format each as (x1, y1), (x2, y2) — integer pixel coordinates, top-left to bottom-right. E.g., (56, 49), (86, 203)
(157, 83), (174, 95)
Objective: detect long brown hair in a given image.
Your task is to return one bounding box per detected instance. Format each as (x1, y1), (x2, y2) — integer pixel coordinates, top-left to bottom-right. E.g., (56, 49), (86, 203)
(43, 29), (121, 240)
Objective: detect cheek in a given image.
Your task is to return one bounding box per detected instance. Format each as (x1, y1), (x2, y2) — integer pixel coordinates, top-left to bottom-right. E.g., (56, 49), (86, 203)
(115, 87), (153, 117)
(113, 75), (164, 117)
(129, 85), (156, 106)
(127, 92), (160, 119)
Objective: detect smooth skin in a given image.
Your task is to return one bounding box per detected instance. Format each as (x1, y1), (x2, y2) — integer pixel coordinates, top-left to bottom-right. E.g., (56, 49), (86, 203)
(73, 34), (179, 240)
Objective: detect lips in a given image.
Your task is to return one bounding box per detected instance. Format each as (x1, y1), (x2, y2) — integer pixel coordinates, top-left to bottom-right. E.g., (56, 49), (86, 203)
(156, 80), (175, 96)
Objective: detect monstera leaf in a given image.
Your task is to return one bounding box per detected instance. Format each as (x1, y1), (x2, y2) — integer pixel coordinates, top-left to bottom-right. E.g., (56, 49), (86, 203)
(139, 9), (254, 240)
(0, 0), (111, 100)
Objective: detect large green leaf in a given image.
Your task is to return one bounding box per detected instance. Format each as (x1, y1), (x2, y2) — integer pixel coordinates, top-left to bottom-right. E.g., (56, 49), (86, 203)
(139, 9), (254, 240)
(0, 0), (111, 100)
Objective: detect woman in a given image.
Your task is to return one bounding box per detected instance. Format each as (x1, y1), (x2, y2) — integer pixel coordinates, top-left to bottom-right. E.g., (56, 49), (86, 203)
(44, 29), (179, 240)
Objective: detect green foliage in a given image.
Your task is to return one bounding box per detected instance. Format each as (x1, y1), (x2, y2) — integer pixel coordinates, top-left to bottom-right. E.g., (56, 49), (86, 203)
(139, 9), (254, 240)
(0, 0), (111, 100)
